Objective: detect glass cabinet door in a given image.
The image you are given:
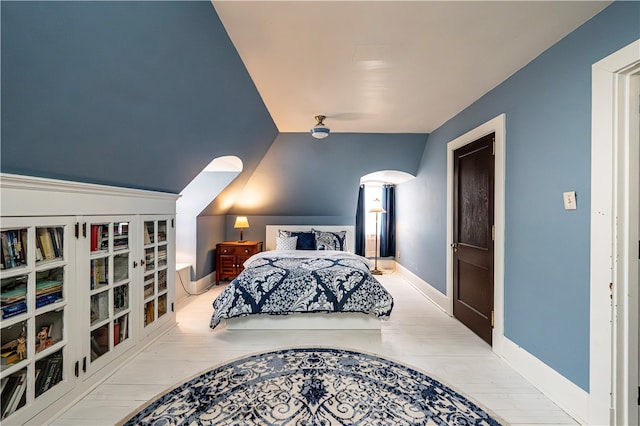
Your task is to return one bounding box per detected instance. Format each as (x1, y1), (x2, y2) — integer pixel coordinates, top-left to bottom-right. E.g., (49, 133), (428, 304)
(0, 218), (74, 422)
(141, 218), (171, 334)
(85, 218), (133, 374)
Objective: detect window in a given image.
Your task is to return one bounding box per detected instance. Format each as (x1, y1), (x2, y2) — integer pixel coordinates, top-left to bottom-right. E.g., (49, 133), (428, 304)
(364, 184), (382, 258)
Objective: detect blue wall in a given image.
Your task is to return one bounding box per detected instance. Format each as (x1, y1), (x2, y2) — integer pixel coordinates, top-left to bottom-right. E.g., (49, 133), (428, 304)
(396, 1), (640, 391)
(196, 132), (426, 279)
(220, 132), (427, 216)
(1, 1), (277, 194)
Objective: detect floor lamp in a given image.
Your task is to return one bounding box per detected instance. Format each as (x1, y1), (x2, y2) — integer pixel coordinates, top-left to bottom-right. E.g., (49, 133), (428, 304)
(369, 199), (386, 275)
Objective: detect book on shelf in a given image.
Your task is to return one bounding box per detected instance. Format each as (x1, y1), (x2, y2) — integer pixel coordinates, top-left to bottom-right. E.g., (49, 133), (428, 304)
(35, 353), (62, 397)
(1, 370), (26, 419)
(90, 225), (109, 252)
(121, 314), (128, 341)
(1, 351), (20, 366)
(1, 374), (18, 417)
(37, 228), (55, 260)
(33, 228), (63, 262)
(90, 260), (108, 289)
(49, 228), (60, 258)
(1, 276), (28, 319)
(144, 224), (152, 245)
(36, 280), (63, 295)
(144, 282), (154, 299)
(158, 296), (167, 316)
(6, 371), (26, 417)
(90, 292), (109, 324)
(1, 284), (27, 304)
(35, 292), (62, 309)
(113, 285), (128, 311)
(0, 229), (27, 270)
(144, 302), (154, 326)
(1, 302), (27, 320)
(90, 335), (107, 361)
(35, 277), (63, 308)
(114, 322), (121, 346)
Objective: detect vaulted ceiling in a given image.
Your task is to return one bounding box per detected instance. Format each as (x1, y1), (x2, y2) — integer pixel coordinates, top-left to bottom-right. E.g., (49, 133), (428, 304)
(213, 1), (610, 134)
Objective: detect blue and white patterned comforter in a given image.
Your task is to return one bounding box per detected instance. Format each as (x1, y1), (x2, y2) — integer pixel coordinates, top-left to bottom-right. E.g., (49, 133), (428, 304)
(210, 251), (394, 329)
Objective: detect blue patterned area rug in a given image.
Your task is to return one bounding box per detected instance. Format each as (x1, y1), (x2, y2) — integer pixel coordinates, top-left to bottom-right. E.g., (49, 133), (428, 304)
(120, 348), (504, 425)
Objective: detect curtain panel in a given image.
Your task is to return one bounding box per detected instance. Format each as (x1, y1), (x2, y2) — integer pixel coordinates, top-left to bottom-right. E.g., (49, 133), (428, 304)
(380, 184), (396, 257)
(355, 184), (365, 256)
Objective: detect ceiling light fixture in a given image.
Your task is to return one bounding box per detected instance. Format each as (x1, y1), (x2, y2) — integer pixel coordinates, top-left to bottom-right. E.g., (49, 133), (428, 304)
(310, 115), (330, 139)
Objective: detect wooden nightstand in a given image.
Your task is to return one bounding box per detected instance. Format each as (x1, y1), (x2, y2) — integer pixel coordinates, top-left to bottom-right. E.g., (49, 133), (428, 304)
(215, 241), (263, 284)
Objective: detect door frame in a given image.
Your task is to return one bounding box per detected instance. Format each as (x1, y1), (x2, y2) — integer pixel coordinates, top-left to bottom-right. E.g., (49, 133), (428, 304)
(591, 39), (640, 425)
(446, 113), (505, 347)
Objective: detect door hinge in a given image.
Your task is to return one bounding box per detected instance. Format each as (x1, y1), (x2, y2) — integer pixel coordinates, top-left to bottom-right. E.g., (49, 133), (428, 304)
(491, 310), (494, 327)
(491, 225), (495, 241)
(492, 140), (495, 156)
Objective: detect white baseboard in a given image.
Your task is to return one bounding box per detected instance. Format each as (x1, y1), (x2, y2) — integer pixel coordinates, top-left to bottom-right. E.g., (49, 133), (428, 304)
(175, 266), (215, 301)
(394, 262), (450, 314)
(175, 264), (191, 302)
(498, 336), (588, 425)
(194, 271), (215, 293)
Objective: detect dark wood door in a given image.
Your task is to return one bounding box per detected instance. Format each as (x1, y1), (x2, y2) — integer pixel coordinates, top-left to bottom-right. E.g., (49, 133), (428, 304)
(453, 133), (495, 345)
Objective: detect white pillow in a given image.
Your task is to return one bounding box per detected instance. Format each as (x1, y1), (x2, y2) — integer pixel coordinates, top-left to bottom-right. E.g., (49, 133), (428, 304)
(275, 236), (298, 251)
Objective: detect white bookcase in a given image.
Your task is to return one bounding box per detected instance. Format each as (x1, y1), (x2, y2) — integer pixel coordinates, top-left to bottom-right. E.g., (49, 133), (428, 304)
(0, 174), (177, 425)
(0, 217), (76, 421)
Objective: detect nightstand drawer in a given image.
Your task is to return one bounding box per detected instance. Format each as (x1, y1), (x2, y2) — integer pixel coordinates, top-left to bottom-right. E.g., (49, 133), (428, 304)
(219, 245), (254, 256)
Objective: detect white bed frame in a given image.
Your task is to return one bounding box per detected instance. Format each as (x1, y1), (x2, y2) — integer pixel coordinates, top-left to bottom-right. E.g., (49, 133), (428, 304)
(225, 225), (381, 330)
(264, 225), (356, 253)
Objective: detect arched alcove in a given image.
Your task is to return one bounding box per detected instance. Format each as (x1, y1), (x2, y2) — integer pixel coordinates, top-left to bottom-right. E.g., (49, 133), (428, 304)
(360, 170), (415, 185)
(359, 170), (415, 258)
(176, 156), (243, 296)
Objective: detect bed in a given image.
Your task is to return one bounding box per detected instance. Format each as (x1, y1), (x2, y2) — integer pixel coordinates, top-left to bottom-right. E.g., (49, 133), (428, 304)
(209, 225), (394, 330)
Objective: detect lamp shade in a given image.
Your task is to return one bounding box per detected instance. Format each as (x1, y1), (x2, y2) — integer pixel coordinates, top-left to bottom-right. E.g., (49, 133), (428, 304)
(369, 199), (386, 214)
(234, 216), (250, 229)
(310, 115), (330, 139)
(311, 124), (330, 139)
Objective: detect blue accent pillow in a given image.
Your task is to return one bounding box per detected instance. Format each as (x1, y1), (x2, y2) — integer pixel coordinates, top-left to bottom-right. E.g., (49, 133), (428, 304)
(312, 229), (346, 251)
(278, 230), (317, 250)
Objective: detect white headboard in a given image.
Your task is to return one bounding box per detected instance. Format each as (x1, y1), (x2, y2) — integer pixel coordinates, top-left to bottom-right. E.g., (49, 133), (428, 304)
(265, 225), (355, 253)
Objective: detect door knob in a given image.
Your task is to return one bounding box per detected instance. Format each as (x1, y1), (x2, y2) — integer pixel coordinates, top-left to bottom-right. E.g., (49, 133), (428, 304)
(451, 242), (459, 252)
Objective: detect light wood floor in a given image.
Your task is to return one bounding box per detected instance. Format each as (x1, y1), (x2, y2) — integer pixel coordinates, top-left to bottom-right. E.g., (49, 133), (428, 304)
(52, 273), (578, 426)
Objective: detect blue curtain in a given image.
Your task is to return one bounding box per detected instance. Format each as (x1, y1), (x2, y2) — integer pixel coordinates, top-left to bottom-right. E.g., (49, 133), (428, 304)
(380, 184), (395, 257)
(355, 184), (365, 256)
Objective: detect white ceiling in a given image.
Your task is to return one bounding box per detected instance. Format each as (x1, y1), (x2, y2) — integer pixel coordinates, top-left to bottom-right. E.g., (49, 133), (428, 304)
(212, 1), (610, 134)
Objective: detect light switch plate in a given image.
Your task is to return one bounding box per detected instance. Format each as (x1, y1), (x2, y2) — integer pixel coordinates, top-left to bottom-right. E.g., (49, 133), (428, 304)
(563, 191), (577, 210)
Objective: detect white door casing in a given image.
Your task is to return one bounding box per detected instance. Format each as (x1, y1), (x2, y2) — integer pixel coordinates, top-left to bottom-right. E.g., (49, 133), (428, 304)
(591, 39), (640, 426)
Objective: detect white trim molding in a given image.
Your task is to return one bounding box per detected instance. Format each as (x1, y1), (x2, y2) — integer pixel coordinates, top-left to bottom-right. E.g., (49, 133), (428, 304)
(445, 114), (506, 349)
(0, 173), (178, 217)
(395, 262), (450, 313)
(591, 39), (640, 426)
(501, 337), (589, 424)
